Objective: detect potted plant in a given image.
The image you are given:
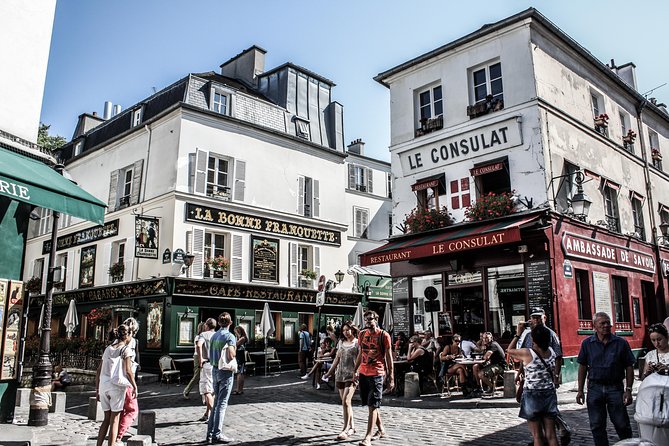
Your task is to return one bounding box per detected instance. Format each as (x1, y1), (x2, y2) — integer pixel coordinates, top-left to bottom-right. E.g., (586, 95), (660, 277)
(652, 148), (662, 161)
(465, 191), (516, 221)
(87, 308), (112, 328)
(108, 261), (124, 282)
(403, 206), (453, 233)
(622, 129), (637, 144)
(594, 113), (609, 128)
(301, 269), (317, 280)
(25, 276), (42, 295)
(205, 255), (229, 278)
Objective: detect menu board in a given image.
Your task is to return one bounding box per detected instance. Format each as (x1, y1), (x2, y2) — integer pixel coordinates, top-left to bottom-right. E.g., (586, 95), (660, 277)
(526, 259), (553, 326)
(2, 280), (24, 380)
(251, 236), (279, 283)
(391, 278), (410, 335)
(592, 271), (613, 317)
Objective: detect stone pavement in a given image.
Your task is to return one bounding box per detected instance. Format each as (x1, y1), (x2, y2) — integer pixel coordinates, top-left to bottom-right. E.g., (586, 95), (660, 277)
(6, 371), (642, 446)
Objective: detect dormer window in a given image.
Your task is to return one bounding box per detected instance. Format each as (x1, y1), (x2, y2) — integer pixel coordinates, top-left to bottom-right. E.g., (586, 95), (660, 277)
(295, 118), (310, 140)
(74, 140), (83, 156)
(131, 107), (143, 127)
(209, 84), (232, 116)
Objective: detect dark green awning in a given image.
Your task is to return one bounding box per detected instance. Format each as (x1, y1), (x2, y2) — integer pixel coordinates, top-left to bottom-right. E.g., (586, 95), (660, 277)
(0, 149), (106, 224)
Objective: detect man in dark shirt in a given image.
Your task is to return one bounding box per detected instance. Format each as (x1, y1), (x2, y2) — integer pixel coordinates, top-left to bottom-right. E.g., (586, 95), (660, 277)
(472, 332), (505, 395)
(577, 312), (635, 446)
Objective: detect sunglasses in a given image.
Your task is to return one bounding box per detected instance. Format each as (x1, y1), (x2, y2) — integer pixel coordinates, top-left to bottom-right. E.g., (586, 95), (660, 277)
(649, 324), (666, 333)
(365, 317), (377, 321)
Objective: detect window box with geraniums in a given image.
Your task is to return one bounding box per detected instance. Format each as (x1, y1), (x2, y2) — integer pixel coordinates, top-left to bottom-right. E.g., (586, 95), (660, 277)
(622, 129), (637, 145)
(25, 276), (42, 295)
(205, 255), (229, 278)
(652, 148), (662, 161)
(299, 269), (317, 288)
(594, 113), (609, 129)
(403, 206), (453, 233)
(87, 308), (112, 327)
(465, 191), (516, 221)
(108, 261), (124, 282)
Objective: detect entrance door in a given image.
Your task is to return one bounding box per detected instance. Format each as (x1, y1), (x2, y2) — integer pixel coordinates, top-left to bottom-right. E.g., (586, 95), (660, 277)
(448, 287), (484, 339)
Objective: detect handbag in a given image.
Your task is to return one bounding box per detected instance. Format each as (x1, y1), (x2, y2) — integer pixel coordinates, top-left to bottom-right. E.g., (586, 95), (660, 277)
(111, 345), (131, 388)
(218, 346), (238, 373)
(516, 350), (554, 403)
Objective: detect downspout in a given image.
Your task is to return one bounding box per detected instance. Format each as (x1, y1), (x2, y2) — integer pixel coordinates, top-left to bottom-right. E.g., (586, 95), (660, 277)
(132, 124), (153, 281)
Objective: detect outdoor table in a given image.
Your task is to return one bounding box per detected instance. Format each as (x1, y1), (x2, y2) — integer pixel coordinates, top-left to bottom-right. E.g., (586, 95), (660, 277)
(249, 351), (272, 374)
(452, 358), (486, 394)
(392, 359), (410, 396)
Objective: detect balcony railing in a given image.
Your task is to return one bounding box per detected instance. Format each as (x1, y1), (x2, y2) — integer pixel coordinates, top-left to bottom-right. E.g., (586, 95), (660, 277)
(414, 116), (443, 137)
(118, 195), (130, 208)
(578, 320), (593, 330)
(615, 322), (632, 332)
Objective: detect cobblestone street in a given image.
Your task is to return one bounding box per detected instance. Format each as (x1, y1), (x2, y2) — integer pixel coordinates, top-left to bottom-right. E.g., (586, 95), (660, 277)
(9, 371), (640, 446)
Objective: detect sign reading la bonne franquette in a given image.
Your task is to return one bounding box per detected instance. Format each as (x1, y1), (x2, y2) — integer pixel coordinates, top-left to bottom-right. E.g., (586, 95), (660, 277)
(561, 232), (655, 274)
(43, 219), (120, 254)
(398, 117), (522, 176)
(185, 203), (341, 246)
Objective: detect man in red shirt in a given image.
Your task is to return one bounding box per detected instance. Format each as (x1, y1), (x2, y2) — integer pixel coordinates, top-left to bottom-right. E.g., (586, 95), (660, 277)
(353, 310), (394, 446)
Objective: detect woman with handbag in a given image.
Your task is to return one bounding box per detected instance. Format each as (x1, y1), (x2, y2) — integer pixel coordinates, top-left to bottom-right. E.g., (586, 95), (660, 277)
(507, 323), (559, 446)
(96, 324), (137, 446)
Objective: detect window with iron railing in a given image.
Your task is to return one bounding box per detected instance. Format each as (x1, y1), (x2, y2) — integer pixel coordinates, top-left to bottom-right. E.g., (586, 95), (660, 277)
(631, 198), (645, 241)
(603, 185), (620, 233)
(415, 84), (443, 137)
(612, 276), (630, 323)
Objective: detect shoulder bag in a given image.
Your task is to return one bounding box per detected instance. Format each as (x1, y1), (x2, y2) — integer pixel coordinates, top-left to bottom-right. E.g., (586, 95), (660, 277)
(111, 345), (132, 388)
(218, 344), (238, 373)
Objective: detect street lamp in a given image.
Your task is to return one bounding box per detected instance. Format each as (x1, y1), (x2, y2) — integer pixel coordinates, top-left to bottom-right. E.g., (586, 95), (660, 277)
(550, 169), (592, 222)
(335, 270), (345, 285)
(182, 253), (195, 278)
(657, 221), (669, 245)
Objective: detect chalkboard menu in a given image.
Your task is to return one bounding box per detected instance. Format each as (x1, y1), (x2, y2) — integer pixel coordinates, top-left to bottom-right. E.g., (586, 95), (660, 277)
(392, 278), (410, 335)
(526, 259), (553, 326)
(251, 236), (279, 283)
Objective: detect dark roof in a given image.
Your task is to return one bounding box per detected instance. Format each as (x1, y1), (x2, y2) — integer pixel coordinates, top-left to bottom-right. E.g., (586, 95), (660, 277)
(192, 71), (273, 102)
(260, 62), (336, 87)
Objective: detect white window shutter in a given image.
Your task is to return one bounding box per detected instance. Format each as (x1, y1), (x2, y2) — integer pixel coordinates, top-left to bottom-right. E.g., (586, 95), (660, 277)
(367, 168), (373, 194)
(234, 160), (246, 202)
(27, 260), (34, 280)
(191, 227), (205, 278)
(313, 179), (320, 218)
(131, 159), (144, 205)
(103, 242), (112, 285)
(108, 170), (120, 209)
(66, 254), (75, 290)
(231, 234), (243, 281)
(348, 164), (355, 189)
(362, 209), (369, 238)
(313, 246), (320, 278)
(297, 176), (305, 215)
(188, 153), (196, 194)
(289, 242), (298, 287)
(195, 149), (208, 195)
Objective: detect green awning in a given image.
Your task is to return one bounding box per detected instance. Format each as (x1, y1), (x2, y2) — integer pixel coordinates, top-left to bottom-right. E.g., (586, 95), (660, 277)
(0, 149), (106, 224)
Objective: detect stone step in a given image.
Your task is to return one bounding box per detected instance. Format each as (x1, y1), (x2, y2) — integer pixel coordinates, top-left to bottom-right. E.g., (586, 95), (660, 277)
(136, 373), (159, 384)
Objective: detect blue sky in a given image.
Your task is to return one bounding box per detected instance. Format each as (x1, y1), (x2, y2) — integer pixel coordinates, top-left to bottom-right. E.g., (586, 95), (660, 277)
(41, 0), (669, 161)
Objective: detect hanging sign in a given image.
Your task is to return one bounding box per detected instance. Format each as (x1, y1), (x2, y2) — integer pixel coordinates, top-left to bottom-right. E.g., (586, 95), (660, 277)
(162, 249), (172, 264)
(172, 248), (186, 264)
(563, 259), (573, 278)
(135, 216), (159, 259)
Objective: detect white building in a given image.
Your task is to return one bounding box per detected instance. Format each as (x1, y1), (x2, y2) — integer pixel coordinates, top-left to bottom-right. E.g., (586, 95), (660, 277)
(22, 46), (390, 364)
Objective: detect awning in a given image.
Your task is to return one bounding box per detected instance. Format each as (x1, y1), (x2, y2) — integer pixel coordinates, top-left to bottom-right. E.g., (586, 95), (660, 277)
(411, 173), (446, 194)
(0, 149), (106, 224)
(360, 213), (542, 266)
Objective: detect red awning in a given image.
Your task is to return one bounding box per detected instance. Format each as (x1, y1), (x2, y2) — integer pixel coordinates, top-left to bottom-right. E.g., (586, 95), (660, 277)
(360, 213), (541, 266)
(411, 173), (446, 194)
(470, 162), (504, 177)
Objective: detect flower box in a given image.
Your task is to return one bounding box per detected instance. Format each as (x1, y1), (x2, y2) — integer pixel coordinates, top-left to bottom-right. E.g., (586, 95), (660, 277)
(465, 191), (516, 221)
(622, 129), (637, 144)
(594, 113), (609, 129)
(25, 276), (42, 294)
(403, 206), (453, 233)
(205, 255), (229, 272)
(651, 148), (662, 161)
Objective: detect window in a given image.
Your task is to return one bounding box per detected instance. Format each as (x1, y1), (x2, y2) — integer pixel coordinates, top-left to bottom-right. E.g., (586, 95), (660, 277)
(387, 173), (392, 198)
(348, 165), (372, 193)
(418, 85), (443, 121)
(109, 160), (143, 211)
(204, 232), (227, 278)
(591, 92), (607, 136)
(631, 195), (645, 240)
(290, 243), (319, 288)
(603, 183), (620, 232)
(206, 155), (231, 200)
(475, 161), (511, 196)
(131, 107), (143, 127)
(119, 168), (133, 208)
(295, 119), (310, 140)
(612, 276), (630, 323)
(298, 176), (319, 218)
(472, 62), (503, 104)
(620, 112), (633, 153)
(212, 91), (229, 115)
(660, 207), (669, 245)
(388, 212), (393, 237)
(33, 257), (44, 280)
(353, 207), (369, 239)
(591, 93), (601, 117)
(649, 130), (662, 171)
(575, 269), (592, 321)
(110, 240), (126, 283)
(555, 162), (579, 213)
(417, 186), (438, 210)
(74, 140), (83, 156)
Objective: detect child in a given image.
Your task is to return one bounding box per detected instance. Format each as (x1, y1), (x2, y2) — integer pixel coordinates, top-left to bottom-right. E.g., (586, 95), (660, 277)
(52, 365), (71, 391)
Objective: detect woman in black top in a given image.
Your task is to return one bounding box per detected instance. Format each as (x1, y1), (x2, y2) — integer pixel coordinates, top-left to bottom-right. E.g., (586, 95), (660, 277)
(233, 325), (248, 395)
(407, 336), (435, 393)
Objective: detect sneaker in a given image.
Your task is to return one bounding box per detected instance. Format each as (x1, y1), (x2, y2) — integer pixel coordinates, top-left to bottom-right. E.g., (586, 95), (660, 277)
(182, 391), (189, 399)
(316, 383), (321, 390)
(300, 374), (310, 380)
(321, 376), (329, 382)
(214, 434), (235, 444)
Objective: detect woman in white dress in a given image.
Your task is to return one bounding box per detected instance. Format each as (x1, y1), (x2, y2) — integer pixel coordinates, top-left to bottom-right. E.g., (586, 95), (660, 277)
(643, 323), (669, 378)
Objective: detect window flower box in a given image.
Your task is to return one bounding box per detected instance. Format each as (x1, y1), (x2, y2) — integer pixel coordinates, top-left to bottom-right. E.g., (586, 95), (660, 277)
(25, 276), (42, 295)
(205, 256), (229, 272)
(414, 116), (444, 137)
(622, 129), (637, 144)
(108, 261), (124, 282)
(465, 191), (516, 221)
(87, 308), (112, 327)
(403, 206), (453, 233)
(651, 148), (662, 161)
(593, 113), (609, 127)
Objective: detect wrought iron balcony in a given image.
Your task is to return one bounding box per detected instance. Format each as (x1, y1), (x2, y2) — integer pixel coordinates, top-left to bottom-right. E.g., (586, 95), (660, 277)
(414, 116), (443, 137)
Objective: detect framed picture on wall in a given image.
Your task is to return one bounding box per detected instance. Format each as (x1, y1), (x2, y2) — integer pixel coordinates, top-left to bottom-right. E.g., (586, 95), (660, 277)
(79, 245), (96, 288)
(284, 321), (296, 344)
(632, 297), (641, 326)
(146, 301), (163, 349)
(178, 314), (196, 346)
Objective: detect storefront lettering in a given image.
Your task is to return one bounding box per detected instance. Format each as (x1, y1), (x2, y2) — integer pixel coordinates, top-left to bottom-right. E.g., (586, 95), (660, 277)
(44, 278), (168, 306)
(0, 180), (29, 200)
(369, 251), (412, 265)
(562, 232), (655, 274)
(43, 219), (120, 254)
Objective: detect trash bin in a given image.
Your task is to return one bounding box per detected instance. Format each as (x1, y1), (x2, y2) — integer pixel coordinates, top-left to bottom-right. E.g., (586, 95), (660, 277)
(634, 372), (669, 446)
(404, 372), (420, 398)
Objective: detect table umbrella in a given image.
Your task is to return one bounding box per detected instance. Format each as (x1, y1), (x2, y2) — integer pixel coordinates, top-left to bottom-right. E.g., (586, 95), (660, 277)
(260, 302), (275, 375)
(64, 299), (79, 339)
(381, 301), (393, 333)
(353, 303), (364, 329)
(38, 304), (45, 336)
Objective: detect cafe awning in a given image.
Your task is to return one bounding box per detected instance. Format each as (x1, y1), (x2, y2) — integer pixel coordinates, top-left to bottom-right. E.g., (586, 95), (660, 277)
(360, 213), (542, 266)
(0, 149), (106, 224)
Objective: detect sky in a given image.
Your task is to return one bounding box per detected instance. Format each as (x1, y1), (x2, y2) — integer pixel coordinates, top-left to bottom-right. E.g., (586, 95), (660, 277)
(41, 0), (669, 162)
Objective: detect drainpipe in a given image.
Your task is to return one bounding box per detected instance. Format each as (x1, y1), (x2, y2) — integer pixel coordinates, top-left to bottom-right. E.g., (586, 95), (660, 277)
(132, 125), (153, 281)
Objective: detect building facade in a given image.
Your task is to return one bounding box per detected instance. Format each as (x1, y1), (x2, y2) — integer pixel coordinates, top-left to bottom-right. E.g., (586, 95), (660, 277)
(363, 8), (669, 381)
(22, 47), (391, 369)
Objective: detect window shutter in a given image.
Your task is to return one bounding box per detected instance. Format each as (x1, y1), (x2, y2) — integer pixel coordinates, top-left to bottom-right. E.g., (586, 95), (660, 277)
(362, 209), (369, 238)
(191, 227), (205, 278)
(66, 254), (75, 290)
(108, 170), (120, 209)
(27, 260), (34, 280)
(348, 164), (355, 189)
(297, 176), (305, 215)
(123, 258), (132, 283)
(195, 149), (208, 195)
(289, 242), (298, 287)
(313, 246), (320, 278)
(366, 168), (373, 194)
(231, 234), (243, 281)
(234, 160), (246, 202)
(188, 153), (196, 194)
(313, 179), (320, 218)
(130, 159), (144, 205)
(103, 243), (112, 285)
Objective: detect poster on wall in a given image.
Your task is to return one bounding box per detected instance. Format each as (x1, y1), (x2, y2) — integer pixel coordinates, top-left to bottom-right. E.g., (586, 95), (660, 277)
(146, 301), (163, 349)
(2, 281), (24, 379)
(135, 216), (159, 259)
(0, 279), (7, 352)
(79, 246), (96, 288)
(251, 236), (279, 283)
(592, 271), (613, 317)
(438, 311), (453, 335)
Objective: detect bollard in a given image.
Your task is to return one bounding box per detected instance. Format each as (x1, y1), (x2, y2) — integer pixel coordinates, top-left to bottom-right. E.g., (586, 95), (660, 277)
(138, 410), (156, 442)
(15, 388), (31, 407)
(49, 391), (67, 413)
(127, 435), (152, 446)
(503, 370), (516, 398)
(88, 396), (104, 421)
(404, 372), (420, 398)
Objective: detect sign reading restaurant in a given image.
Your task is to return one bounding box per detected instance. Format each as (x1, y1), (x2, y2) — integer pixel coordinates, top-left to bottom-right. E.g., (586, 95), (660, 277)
(561, 232), (655, 274)
(398, 117), (523, 175)
(186, 203), (341, 246)
(43, 219), (119, 254)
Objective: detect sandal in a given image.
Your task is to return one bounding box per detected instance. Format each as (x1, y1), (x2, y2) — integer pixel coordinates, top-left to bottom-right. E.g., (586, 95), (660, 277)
(359, 440), (372, 446)
(336, 432), (348, 440)
(371, 430), (387, 441)
(347, 428), (356, 436)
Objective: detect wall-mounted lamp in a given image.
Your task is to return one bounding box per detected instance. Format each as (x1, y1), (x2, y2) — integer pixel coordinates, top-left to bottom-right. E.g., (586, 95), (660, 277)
(181, 306), (193, 320)
(657, 221), (669, 245)
(335, 270), (345, 284)
(551, 169), (592, 222)
(182, 253), (195, 277)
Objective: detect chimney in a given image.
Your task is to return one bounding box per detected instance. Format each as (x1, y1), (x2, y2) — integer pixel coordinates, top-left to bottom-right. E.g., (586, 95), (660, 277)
(615, 62), (637, 90)
(220, 45), (266, 87)
(72, 112), (105, 139)
(113, 104), (122, 117)
(103, 101), (112, 119)
(347, 138), (365, 156)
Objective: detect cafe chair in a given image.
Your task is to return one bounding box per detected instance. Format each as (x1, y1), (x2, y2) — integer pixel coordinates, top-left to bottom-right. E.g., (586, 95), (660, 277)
(266, 347), (282, 373)
(244, 350), (256, 376)
(159, 355), (181, 387)
(442, 374), (461, 397)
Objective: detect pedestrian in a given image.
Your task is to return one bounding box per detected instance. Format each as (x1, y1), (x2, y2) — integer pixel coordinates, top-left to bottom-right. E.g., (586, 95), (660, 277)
(206, 312), (237, 444)
(117, 317), (140, 445)
(51, 365), (71, 391)
(233, 325), (248, 395)
(323, 320), (359, 440)
(576, 312), (635, 446)
(298, 323), (311, 376)
(635, 323), (669, 444)
(198, 318), (217, 423)
(183, 321), (205, 399)
(96, 324), (137, 446)
(353, 310), (394, 446)
(508, 323), (559, 446)
(641, 323), (669, 378)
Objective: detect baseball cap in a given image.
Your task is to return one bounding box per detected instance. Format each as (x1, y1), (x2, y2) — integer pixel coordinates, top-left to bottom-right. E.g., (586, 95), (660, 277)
(530, 307), (545, 317)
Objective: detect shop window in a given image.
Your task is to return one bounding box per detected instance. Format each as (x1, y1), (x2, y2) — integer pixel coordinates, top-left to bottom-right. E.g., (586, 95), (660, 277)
(255, 310), (281, 342)
(602, 182), (621, 233)
(555, 161), (580, 214)
(298, 313), (314, 339)
(447, 283), (484, 338)
(487, 264), (525, 338)
(412, 274), (442, 334)
(632, 297), (641, 326)
(474, 160), (511, 196)
(353, 206), (369, 239)
(575, 269), (592, 321)
(203, 232), (228, 279)
(612, 276), (630, 323)
(298, 175), (320, 218)
(348, 164), (373, 193)
(631, 195), (646, 241)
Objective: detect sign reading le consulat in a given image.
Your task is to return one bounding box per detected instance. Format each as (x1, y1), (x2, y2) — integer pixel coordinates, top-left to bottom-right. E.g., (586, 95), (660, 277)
(186, 203), (341, 246)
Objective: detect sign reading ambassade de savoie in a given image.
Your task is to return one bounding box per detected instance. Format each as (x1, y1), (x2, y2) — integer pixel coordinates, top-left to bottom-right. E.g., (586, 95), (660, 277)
(561, 232), (655, 274)
(185, 203), (341, 246)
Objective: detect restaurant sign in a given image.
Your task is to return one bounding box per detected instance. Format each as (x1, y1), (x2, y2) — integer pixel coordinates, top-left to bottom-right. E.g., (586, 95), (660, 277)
(42, 219), (119, 254)
(561, 232), (655, 274)
(186, 203), (341, 246)
(470, 162), (504, 177)
(174, 279), (359, 306)
(363, 228), (520, 266)
(37, 278), (169, 307)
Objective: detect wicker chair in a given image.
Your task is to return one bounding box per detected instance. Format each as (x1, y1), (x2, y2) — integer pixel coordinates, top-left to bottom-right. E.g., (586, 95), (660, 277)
(158, 355), (181, 386)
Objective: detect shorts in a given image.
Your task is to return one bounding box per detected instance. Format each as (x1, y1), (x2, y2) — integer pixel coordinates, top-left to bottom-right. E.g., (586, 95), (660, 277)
(359, 374), (383, 408)
(482, 363), (504, 380)
(519, 388), (559, 421)
(199, 362), (213, 397)
(99, 383), (126, 412)
(236, 361), (245, 375)
(336, 381), (357, 390)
